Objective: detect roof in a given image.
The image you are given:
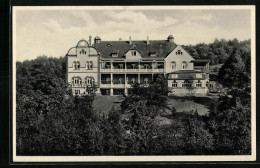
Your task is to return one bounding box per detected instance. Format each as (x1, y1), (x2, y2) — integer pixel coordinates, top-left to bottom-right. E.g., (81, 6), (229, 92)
(93, 40), (178, 59)
(77, 40), (89, 47)
(168, 70), (206, 74)
(191, 59), (210, 63)
(67, 47), (76, 56)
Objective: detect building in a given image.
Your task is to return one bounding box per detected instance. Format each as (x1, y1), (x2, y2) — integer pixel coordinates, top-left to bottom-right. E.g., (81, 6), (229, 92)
(66, 35), (210, 96)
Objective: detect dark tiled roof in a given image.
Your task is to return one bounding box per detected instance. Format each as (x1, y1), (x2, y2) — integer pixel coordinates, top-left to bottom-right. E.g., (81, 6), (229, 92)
(93, 40), (178, 59)
(191, 59), (210, 63)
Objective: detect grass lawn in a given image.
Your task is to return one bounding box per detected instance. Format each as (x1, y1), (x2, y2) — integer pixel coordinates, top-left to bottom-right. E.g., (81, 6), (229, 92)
(165, 97), (210, 116)
(92, 95), (123, 116)
(93, 95), (210, 117)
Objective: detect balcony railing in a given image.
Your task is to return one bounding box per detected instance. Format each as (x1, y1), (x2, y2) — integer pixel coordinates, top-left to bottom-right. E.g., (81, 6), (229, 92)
(100, 68), (164, 73)
(100, 84), (111, 88)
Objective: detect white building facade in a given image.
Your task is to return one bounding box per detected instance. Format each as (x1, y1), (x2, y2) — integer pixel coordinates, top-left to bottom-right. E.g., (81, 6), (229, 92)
(66, 35), (210, 96)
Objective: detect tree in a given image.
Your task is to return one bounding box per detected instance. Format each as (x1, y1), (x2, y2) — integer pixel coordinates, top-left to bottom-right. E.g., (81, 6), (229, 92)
(121, 100), (159, 155)
(208, 105), (251, 154)
(121, 74), (169, 109)
(218, 48), (249, 89)
(181, 114), (214, 154)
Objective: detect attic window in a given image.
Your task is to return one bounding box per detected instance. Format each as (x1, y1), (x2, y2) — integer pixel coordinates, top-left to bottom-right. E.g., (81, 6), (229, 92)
(131, 50), (137, 56)
(176, 50), (183, 55)
(149, 52), (156, 57)
(112, 53), (118, 57)
(107, 44), (112, 47)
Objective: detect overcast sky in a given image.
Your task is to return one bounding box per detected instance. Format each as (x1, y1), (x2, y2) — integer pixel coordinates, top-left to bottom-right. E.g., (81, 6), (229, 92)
(14, 7), (252, 61)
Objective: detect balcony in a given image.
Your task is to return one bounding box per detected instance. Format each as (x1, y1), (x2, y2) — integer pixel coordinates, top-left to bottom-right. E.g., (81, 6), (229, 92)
(100, 68), (164, 73)
(100, 68), (112, 72)
(100, 84), (111, 88)
(113, 84), (125, 88)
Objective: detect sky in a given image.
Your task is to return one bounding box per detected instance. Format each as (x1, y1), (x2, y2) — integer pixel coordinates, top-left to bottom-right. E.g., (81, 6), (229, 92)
(14, 7), (252, 61)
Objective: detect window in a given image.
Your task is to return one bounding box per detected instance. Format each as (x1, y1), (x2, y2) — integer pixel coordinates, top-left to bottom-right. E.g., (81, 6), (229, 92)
(176, 50), (183, 55)
(72, 77), (82, 86)
(73, 61), (77, 69)
(171, 61), (176, 69)
(196, 80), (202, 87)
(132, 50), (137, 56)
(112, 53), (118, 57)
(182, 80), (192, 87)
(182, 61), (187, 70)
(73, 61), (80, 70)
(86, 61), (89, 69)
(80, 49), (86, 55)
(206, 81), (209, 87)
(89, 61), (93, 69)
(85, 76), (95, 86)
(77, 61), (80, 69)
(172, 80), (177, 87)
(86, 61), (93, 69)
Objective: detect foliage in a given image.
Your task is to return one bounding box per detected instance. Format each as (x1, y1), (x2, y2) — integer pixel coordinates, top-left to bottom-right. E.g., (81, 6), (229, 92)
(218, 48), (249, 89)
(16, 50), (251, 156)
(121, 74), (169, 109)
(182, 38), (251, 65)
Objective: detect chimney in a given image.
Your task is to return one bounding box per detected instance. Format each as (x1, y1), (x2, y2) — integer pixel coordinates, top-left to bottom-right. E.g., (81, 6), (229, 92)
(89, 35), (92, 46)
(129, 36), (132, 44)
(147, 36), (150, 44)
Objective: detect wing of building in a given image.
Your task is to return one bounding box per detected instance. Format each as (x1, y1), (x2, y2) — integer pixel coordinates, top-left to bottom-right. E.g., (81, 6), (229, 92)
(66, 35), (210, 96)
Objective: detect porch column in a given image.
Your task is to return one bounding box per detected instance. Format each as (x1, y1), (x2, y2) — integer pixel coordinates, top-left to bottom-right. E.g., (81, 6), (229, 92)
(111, 61), (113, 69)
(110, 73), (113, 95)
(125, 88), (128, 96)
(125, 61), (127, 85)
(138, 73), (140, 84)
(110, 88), (113, 96)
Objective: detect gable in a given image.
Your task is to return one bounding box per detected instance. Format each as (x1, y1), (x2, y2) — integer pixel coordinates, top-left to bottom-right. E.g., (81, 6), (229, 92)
(164, 46), (195, 73)
(165, 45), (195, 61)
(125, 49), (142, 60)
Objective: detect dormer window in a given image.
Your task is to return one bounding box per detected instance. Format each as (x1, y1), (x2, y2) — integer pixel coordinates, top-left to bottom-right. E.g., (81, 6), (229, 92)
(112, 53), (118, 57)
(107, 44), (112, 47)
(176, 50), (183, 55)
(111, 49), (118, 57)
(149, 51), (156, 57)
